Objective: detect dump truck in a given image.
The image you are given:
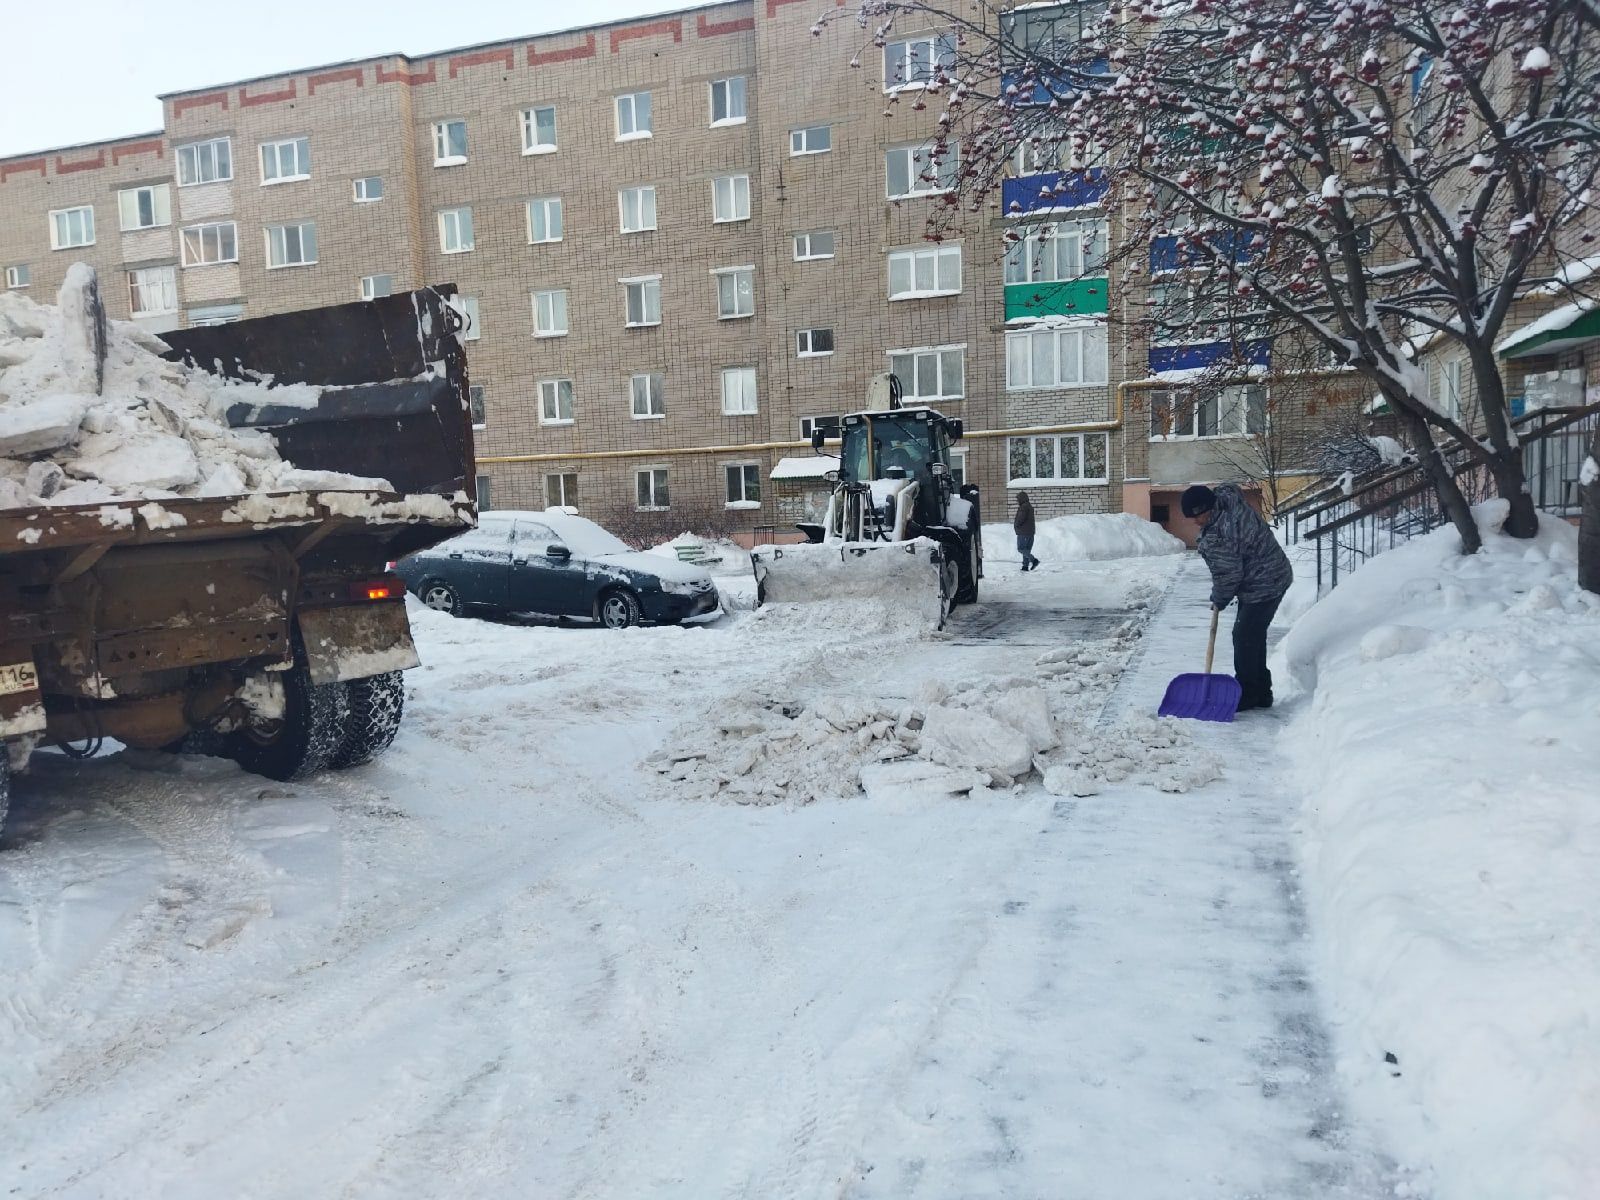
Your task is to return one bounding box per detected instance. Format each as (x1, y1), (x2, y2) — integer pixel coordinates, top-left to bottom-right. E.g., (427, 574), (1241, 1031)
(0, 270), (476, 825)
(751, 374), (981, 626)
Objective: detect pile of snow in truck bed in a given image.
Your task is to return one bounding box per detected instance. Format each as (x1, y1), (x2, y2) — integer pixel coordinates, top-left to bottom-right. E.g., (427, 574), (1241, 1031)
(0, 266), (390, 512)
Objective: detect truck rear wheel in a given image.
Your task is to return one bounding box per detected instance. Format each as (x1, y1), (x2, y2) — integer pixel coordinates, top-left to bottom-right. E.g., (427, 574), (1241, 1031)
(0, 752), (11, 840)
(328, 671), (405, 769)
(226, 638), (351, 782)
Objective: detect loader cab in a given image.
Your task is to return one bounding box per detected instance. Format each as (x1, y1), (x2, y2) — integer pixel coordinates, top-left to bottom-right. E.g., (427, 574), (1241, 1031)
(835, 407), (963, 531)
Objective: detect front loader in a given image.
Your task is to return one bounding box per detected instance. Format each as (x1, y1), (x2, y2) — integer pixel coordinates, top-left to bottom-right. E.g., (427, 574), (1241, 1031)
(752, 375), (982, 628)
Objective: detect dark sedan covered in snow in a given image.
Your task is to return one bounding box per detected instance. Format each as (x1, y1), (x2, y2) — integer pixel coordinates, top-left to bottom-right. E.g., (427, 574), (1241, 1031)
(396, 510), (720, 628)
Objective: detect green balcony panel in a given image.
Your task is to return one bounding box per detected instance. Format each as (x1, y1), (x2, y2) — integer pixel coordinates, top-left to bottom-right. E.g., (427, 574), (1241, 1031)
(1005, 277), (1108, 321)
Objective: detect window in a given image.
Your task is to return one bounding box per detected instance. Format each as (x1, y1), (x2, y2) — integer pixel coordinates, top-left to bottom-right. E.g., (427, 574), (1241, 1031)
(1149, 386), (1266, 439)
(796, 328), (835, 357)
(353, 176), (383, 202)
(710, 77), (747, 126)
(360, 274), (393, 300)
(433, 120), (468, 165)
(533, 289), (568, 337)
(1005, 326), (1109, 388)
(1007, 433), (1110, 484)
(188, 303), (244, 326)
(476, 474), (492, 510)
(623, 276), (661, 327)
(714, 267), (755, 319)
(1001, 2), (1108, 53)
(181, 222), (238, 267)
(448, 295), (480, 341)
(615, 91), (653, 140)
(1443, 359), (1463, 420)
(260, 137), (310, 184)
(176, 138), (231, 186)
(793, 231), (836, 260)
(887, 245), (962, 299)
(790, 125), (832, 155)
(546, 472), (578, 508)
(884, 33), (956, 91)
(631, 372), (665, 418)
(1004, 220), (1107, 283)
(636, 467), (669, 509)
(712, 174), (751, 223)
(1150, 281), (1230, 343)
(886, 143), (959, 199)
(118, 185), (171, 232)
(619, 186), (657, 233)
(721, 367), (757, 415)
(527, 197), (563, 243)
(469, 385), (486, 428)
(265, 222), (317, 269)
(438, 207), (474, 254)
(800, 415), (841, 440)
(889, 345), (965, 401)
(539, 379), (574, 424)
(725, 464), (761, 506)
(4, 265), (29, 289)
(127, 266), (177, 317)
(949, 448), (966, 486)
(522, 106), (557, 154)
(49, 206), (94, 250)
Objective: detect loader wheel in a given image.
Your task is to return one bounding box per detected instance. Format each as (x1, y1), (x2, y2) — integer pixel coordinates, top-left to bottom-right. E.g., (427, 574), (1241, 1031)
(955, 535), (980, 605)
(328, 671), (405, 769)
(226, 636), (351, 782)
(420, 580), (465, 617)
(599, 588), (642, 629)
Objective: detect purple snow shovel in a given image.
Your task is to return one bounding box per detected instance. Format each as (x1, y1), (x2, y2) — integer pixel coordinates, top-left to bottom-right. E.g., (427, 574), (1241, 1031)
(1158, 607), (1242, 722)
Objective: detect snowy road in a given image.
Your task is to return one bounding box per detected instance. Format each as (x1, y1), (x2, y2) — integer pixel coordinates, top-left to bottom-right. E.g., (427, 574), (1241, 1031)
(0, 553), (1400, 1198)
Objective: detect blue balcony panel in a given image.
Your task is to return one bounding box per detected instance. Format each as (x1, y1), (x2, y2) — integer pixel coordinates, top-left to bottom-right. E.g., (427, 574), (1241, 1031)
(1003, 168), (1109, 215)
(1149, 341), (1271, 374)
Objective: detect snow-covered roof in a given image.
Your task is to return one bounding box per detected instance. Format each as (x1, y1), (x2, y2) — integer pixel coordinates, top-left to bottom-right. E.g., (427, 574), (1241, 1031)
(770, 456), (839, 482)
(1496, 297), (1600, 358)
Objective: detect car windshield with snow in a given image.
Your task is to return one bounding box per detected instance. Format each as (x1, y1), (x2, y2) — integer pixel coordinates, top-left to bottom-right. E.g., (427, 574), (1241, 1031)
(395, 510), (721, 628)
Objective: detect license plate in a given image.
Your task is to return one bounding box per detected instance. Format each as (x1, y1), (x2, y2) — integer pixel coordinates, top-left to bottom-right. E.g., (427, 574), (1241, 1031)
(0, 661), (40, 697)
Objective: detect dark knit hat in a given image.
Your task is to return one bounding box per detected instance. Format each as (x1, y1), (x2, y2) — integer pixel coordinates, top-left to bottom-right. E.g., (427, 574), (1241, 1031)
(1180, 485), (1217, 518)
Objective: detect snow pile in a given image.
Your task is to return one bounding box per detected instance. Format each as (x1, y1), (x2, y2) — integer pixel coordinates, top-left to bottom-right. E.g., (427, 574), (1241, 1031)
(982, 513), (1183, 563)
(1278, 502), (1600, 1200)
(0, 266), (389, 512)
(648, 534), (760, 610)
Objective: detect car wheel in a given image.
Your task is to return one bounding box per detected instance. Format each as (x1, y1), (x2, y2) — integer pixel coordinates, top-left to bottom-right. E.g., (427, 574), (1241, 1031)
(421, 580), (464, 617)
(599, 588), (642, 629)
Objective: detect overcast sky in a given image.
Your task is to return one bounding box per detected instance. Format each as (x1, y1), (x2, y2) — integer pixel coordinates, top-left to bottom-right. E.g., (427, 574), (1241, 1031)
(0, 0), (682, 157)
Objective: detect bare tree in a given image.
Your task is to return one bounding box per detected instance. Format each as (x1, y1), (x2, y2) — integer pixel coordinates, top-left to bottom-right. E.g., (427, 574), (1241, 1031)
(837, 0), (1600, 551)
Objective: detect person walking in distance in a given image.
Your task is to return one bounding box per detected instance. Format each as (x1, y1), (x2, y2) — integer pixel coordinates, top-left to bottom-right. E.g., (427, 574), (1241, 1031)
(1014, 491), (1040, 572)
(1182, 483), (1293, 711)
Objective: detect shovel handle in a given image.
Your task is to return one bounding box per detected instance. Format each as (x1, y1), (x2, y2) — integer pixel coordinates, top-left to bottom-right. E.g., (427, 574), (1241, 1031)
(1204, 606), (1219, 674)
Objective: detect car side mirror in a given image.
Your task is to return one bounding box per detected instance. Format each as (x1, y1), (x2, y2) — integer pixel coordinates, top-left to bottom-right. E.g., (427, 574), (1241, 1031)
(811, 429), (826, 452)
(546, 544), (571, 560)
(948, 419), (964, 442)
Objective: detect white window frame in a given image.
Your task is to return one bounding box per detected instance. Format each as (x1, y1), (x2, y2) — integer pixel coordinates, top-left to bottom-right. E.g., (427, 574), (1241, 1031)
(361, 274), (393, 301)
(622, 275), (662, 327)
(539, 378), (575, 425)
(789, 125), (832, 156)
(546, 471), (578, 508)
(793, 231), (836, 261)
(117, 184), (171, 232)
(433, 120), (468, 166)
(635, 466), (670, 511)
(1149, 280), (1232, 345)
(533, 288), (569, 338)
(1007, 432), (1111, 487)
(1443, 358), (1464, 421)
(438, 207), (474, 254)
(1005, 325), (1110, 390)
(721, 366), (758, 415)
(799, 415), (841, 440)
(1003, 219), (1108, 284)
(631, 372), (666, 419)
(1149, 385), (1267, 441)
(883, 32), (956, 93)
(888, 344), (966, 401)
(176, 137), (232, 187)
(259, 136), (311, 185)
(949, 448), (967, 486)
(712, 174), (751, 224)
(353, 176), (383, 203)
(796, 328), (835, 358)
(4, 265), (29, 289)
(724, 463), (761, 508)
(886, 142), (959, 200)
(469, 384), (487, 429)
(127, 265), (177, 317)
(615, 91), (653, 141)
(619, 185), (657, 233)
(48, 206), (95, 250)
(265, 222), (318, 270)
(521, 105), (557, 155)
(709, 76), (747, 127)
(887, 244), (962, 300)
(526, 196), (563, 245)
(180, 221), (238, 267)
(449, 295), (480, 341)
(714, 266), (755, 320)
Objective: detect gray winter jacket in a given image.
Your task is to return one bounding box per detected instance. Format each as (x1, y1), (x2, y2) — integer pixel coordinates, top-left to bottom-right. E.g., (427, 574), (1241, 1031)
(1196, 484), (1293, 608)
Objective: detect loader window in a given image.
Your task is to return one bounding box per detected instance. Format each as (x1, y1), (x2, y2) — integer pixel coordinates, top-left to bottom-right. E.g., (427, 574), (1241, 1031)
(841, 416), (936, 483)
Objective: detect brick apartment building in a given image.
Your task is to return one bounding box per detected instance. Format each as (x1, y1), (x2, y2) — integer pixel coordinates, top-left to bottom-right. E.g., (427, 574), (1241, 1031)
(0, 0), (1364, 541)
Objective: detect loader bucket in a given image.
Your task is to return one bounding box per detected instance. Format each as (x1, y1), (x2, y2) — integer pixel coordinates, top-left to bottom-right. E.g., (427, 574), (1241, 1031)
(750, 538), (953, 629)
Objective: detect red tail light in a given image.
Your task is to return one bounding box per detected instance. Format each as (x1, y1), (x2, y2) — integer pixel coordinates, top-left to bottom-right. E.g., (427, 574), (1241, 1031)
(350, 573), (404, 602)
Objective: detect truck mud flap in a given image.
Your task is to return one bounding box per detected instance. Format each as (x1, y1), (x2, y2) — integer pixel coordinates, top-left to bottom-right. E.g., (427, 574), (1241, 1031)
(297, 605), (420, 686)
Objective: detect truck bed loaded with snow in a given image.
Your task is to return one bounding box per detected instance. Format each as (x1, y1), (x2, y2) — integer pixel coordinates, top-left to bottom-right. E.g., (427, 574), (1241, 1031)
(0, 267), (476, 816)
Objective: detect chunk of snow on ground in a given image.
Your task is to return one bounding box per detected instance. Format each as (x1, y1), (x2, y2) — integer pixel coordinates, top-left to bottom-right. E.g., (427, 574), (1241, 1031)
(1581, 455), (1598, 486)
(1357, 623), (1433, 661)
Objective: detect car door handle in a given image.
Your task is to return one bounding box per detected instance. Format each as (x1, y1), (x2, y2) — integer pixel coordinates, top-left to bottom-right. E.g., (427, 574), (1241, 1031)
(448, 552), (463, 559)
(513, 558), (527, 566)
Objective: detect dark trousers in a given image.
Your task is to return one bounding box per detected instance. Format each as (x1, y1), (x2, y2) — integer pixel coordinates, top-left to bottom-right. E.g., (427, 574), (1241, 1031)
(1017, 534), (1038, 569)
(1231, 594), (1284, 707)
